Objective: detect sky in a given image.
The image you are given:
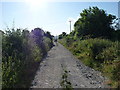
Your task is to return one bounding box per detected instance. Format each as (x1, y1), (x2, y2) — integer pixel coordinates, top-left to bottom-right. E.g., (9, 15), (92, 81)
(0, 0), (119, 36)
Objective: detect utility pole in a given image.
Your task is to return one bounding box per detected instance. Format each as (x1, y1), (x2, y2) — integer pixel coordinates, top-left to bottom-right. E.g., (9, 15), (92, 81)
(69, 20), (71, 33)
(12, 19), (15, 30)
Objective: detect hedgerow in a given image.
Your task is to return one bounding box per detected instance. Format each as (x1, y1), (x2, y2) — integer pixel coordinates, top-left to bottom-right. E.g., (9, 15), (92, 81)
(2, 28), (53, 88)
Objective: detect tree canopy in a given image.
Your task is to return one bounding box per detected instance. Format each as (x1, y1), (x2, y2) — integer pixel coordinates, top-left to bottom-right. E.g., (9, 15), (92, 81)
(58, 32), (67, 39)
(74, 7), (116, 38)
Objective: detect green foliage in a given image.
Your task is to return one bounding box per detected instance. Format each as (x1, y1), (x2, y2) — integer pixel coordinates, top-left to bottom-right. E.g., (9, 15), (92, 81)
(59, 32), (67, 39)
(2, 29), (24, 88)
(43, 37), (53, 51)
(59, 35), (75, 47)
(70, 39), (113, 67)
(112, 30), (120, 41)
(96, 42), (119, 62)
(74, 7), (116, 39)
(103, 60), (120, 88)
(60, 66), (73, 90)
(2, 28), (53, 88)
(45, 31), (53, 40)
(32, 45), (42, 62)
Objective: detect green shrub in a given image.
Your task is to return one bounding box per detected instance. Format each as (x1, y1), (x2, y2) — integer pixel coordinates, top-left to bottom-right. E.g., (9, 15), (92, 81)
(32, 45), (42, 62)
(2, 29), (24, 88)
(2, 28), (53, 88)
(97, 43), (119, 63)
(68, 38), (113, 68)
(44, 37), (53, 51)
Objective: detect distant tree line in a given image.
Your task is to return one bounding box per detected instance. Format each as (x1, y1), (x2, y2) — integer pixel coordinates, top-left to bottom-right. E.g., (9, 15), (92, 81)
(59, 7), (120, 41)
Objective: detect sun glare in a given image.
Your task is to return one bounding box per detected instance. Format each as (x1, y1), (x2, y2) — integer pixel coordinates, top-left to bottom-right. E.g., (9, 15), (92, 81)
(26, 0), (47, 11)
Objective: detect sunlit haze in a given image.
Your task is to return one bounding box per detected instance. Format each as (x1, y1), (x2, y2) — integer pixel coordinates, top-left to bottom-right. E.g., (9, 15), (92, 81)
(1, 1), (118, 36)
(25, 0), (48, 12)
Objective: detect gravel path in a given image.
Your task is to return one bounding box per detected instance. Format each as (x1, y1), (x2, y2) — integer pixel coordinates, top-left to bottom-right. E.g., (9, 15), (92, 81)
(30, 43), (108, 88)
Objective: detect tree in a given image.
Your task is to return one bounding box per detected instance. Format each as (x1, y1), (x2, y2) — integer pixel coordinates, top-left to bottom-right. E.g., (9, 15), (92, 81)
(45, 31), (53, 40)
(58, 32), (67, 39)
(74, 7), (116, 39)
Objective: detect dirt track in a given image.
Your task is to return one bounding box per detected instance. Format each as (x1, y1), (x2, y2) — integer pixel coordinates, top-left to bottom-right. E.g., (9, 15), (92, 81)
(31, 43), (108, 88)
